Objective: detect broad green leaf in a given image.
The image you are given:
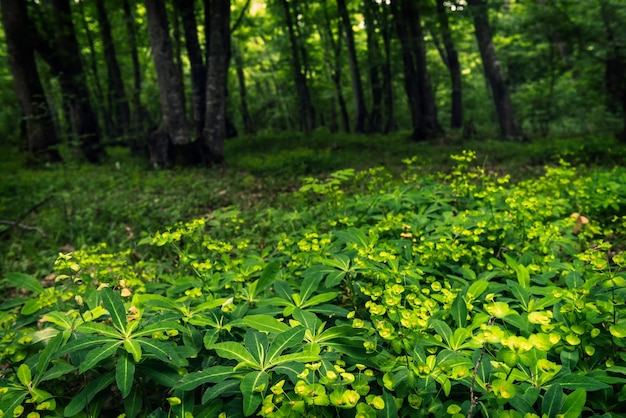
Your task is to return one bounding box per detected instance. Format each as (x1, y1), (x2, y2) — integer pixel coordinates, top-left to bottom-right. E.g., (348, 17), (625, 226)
(240, 371), (269, 416)
(299, 269), (322, 303)
(266, 326), (306, 366)
(124, 388), (143, 418)
(39, 362), (76, 383)
(56, 336), (115, 357)
(173, 366), (235, 391)
(557, 374), (610, 391)
(301, 292), (339, 308)
(334, 228), (369, 250)
(610, 324), (626, 338)
(380, 389), (398, 418)
(255, 260), (281, 296)
(324, 270), (346, 287)
(138, 339), (188, 367)
(268, 352), (321, 367)
(64, 372), (115, 417)
(244, 329), (268, 366)
(42, 311), (78, 330)
(292, 309), (320, 334)
(431, 319), (453, 347)
(241, 315), (290, 334)
(542, 384), (564, 418)
(171, 389), (194, 418)
(451, 292), (468, 328)
(191, 298), (229, 313)
(21, 298), (43, 315)
(5, 272), (44, 294)
(316, 325), (361, 343)
(136, 294), (182, 313)
(467, 280), (489, 300)
(0, 390), (28, 417)
(202, 379), (240, 404)
(34, 332), (63, 385)
(207, 341), (259, 369)
(131, 321), (188, 338)
(101, 287), (128, 334)
(116, 351), (135, 398)
(77, 322), (123, 338)
(505, 254), (530, 288)
(80, 341), (122, 373)
(123, 339), (142, 363)
(561, 388), (586, 418)
(17, 363), (31, 387)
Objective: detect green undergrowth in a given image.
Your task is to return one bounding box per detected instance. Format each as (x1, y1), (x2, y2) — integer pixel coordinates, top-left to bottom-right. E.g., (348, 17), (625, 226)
(1, 149), (626, 417)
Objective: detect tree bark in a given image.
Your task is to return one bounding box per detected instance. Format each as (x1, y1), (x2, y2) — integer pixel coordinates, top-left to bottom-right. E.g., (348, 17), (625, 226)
(145, 0), (189, 165)
(363, 0), (383, 133)
(391, 0), (441, 141)
(96, 0), (131, 137)
(0, 0), (61, 163)
(467, 0), (523, 140)
(435, 0), (463, 129)
(337, 0), (367, 133)
(281, 0), (315, 133)
(175, 0), (206, 139)
(233, 42), (253, 135)
(48, 0), (104, 162)
(203, 0), (231, 164)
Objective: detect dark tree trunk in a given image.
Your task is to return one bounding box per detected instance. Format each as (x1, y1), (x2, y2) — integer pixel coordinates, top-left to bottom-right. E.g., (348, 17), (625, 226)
(0, 0), (61, 163)
(363, 0), (383, 133)
(172, 4), (187, 119)
(435, 0), (463, 129)
(47, 0), (104, 162)
(337, 0), (367, 133)
(233, 42), (253, 135)
(145, 0), (189, 165)
(96, 0), (131, 137)
(281, 0), (315, 133)
(467, 0), (523, 140)
(175, 0), (207, 139)
(203, 0), (230, 164)
(391, 0), (441, 141)
(377, 2), (394, 134)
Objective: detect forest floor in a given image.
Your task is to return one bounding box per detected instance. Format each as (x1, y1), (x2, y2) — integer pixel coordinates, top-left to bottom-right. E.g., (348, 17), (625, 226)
(1, 132), (624, 278)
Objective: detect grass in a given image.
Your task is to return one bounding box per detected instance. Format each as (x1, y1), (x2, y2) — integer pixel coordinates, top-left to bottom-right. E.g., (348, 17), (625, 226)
(1, 133), (624, 278)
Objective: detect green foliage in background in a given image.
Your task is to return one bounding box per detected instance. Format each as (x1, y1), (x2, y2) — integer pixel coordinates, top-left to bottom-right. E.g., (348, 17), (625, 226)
(1, 146), (625, 417)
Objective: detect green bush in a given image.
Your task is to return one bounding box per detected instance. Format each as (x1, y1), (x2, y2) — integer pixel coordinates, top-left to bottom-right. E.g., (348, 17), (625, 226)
(1, 151), (625, 417)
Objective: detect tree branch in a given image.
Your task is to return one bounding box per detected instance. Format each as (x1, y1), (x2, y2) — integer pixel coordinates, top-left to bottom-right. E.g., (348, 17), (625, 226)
(0, 220), (47, 237)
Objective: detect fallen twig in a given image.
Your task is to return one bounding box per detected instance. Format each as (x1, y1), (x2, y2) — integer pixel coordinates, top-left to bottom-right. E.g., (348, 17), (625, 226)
(0, 220), (47, 238)
(0, 194), (53, 238)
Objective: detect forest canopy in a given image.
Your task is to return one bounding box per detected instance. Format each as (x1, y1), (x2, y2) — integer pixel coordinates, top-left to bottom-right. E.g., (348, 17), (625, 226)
(1, 0), (625, 165)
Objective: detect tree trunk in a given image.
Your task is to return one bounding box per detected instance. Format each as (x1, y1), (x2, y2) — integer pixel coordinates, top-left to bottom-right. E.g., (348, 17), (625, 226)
(203, 0), (230, 164)
(48, 0), (104, 162)
(467, 0), (523, 140)
(337, 0), (367, 133)
(281, 0), (315, 133)
(363, 0), (383, 133)
(175, 0), (206, 139)
(435, 0), (463, 129)
(96, 0), (131, 137)
(0, 0), (61, 163)
(145, 0), (189, 165)
(391, 0), (441, 141)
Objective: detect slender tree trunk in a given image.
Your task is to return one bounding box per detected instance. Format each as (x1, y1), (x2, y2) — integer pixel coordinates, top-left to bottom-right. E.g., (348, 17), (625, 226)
(378, 2), (394, 134)
(363, 0), (383, 133)
(96, 0), (131, 137)
(0, 0), (61, 163)
(467, 0), (523, 140)
(145, 0), (189, 165)
(435, 0), (463, 129)
(337, 0), (367, 133)
(281, 0), (315, 133)
(121, 0), (146, 137)
(175, 0), (206, 139)
(203, 0), (230, 164)
(391, 0), (441, 141)
(233, 42), (253, 134)
(47, 0), (104, 162)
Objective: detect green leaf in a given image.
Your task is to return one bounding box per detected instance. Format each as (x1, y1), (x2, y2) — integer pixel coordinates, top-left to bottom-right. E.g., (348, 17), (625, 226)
(138, 339), (188, 367)
(241, 315), (290, 334)
(268, 352), (321, 367)
(116, 351), (135, 398)
(77, 322), (123, 338)
(244, 329), (268, 366)
(0, 390), (28, 417)
(431, 319), (453, 347)
(131, 321), (188, 338)
(505, 254), (530, 288)
(5, 272), (44, 294)
(42, 311), (78, 330)
(56, 336), (115, 357)
(124, 388), (143, 418)
(467, 280), (489, 300)
(64, 372), (115, 417)
(34, 332), (63, 385)
(208, 341), (260, 369)
(240, 371), (269, 416)
(557, 374), (610, 391)
(316, 325), (361, 343)
(301, 292), (339, 308)
(21, 298), (43, 315)
(80, 341), (122, 373)
(561, 388), (586, 418)
(17, 363), (32, 387)
(255, 260), (280, 296)
(542, 384), (564, 418)
(101, 287), (128, 334)
(202, 379), (240, 404)
(381, 389), (398, 418)
(39, 362), (76, 383)
(123, 339), (142, 363)
(266, 326), (306, 366)
(292, 309), (320, 334)
(451, 292), (468, 328)
(173, 366), (235, 391)
(299, 269), (322, 303)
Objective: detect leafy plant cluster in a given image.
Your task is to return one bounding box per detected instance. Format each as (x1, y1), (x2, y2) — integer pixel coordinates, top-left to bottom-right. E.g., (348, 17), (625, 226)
(1, 151), (626, 417)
